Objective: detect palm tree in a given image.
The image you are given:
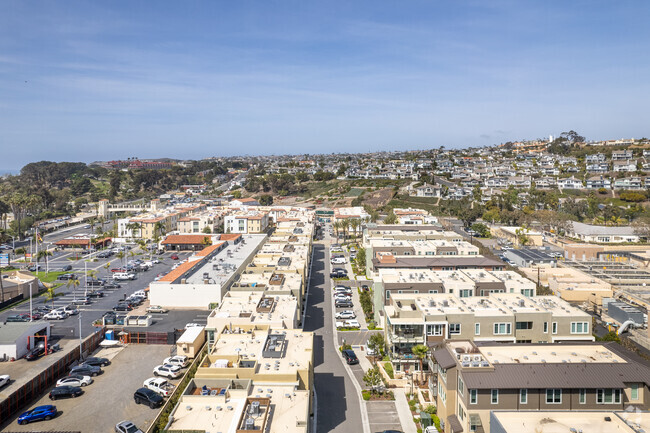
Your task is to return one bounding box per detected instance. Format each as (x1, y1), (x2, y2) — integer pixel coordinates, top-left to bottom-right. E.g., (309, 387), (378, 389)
(66, 277), (80, 301)
(349, 219), (360, 239)
(36, 250), (53, 275)
(15, 247), (26, 261)
(411, 344), (429, 384)
(153, 221), (166, 240)
(125, 222), (141, 241)
(45, 286), (63, 308)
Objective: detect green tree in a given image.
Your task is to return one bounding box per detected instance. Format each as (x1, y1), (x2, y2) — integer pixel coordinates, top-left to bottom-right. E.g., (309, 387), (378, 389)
(45, 285), (63, 308)
(259, 194), (273, 206)
(201, 236), (212, 246)
(411, 344), (429, 382)
(367, 333), (385, 358)
(35, 250), (53, 274)
(355, 248), (366, 268)
(384, 210), (397, 224)
(363, 366), (383, 392)
(202, 226), (212, 234)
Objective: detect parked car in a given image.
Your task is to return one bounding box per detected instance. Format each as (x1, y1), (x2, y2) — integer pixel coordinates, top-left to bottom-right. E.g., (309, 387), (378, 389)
(49, 385), (83, 400)
(57, 375), (92, 387)
(330, 269), (347, 278)
(63, 305), (79, 315)
(70, 364), (102, 377)
(113, 304), (133, 312)
(87, 290), (105, 298)
(0, 374), (10, 389)
(335, 311), (356, 320)
(344, 319), (361, 328)
(111, 267), (127, 273)
(366, 340), (377, 356)
(27, 264), (42, 272)
(334, 293), (352, 301)
(342, 349), (359, 365)
(17, 405), (57, 425)
(72, 297), (91, 306)
(153, 364), (182, 379)
(86, 279), (104, 287)
(335, 301), (353, 308)
(115, 420), (144, 433)
(143, 377), (174, 397)
(331, 257), (347, 265)
(104, 280), (121, 289)
(61, 265), (73, 271)
(83, 356), (110, 367)
(163, 355), (189, 368)
(114, 272), (136, 281)
(146, 305), (168, 314)
(184, 322), (203, 329)
(6, 314), (30, 322)
(170, 254), (179, 260)
(56, 273), (76, 281)
(44, 310), (68, 320)
(133, 387), (164, 409)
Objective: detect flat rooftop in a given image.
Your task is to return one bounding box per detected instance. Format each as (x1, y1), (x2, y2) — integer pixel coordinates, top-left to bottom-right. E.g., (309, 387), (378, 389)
(207, 293), (298, 329)
(480, 344), (626, 365)
(492, 411), (645, 433)
(185, 234), (267, 285)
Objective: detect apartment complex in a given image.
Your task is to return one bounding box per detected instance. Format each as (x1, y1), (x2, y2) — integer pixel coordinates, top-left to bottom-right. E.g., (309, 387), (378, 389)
(225, 210), (271, 234)
(372, 268), (524, 323)
(384, 293), (592, 374)
(165, 325), (314, 433)
(433, 340), (650, 433)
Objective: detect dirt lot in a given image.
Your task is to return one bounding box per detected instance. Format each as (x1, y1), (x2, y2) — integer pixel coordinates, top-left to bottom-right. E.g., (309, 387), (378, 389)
(1, 344), (176, 433)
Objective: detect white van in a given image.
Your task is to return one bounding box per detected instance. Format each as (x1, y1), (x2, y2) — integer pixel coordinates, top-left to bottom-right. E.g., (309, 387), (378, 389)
(331, 257), (347, 265)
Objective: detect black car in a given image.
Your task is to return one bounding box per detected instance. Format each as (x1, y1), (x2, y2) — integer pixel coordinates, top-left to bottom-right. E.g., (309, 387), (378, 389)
(134, 387), (164, 409)
(87, 290), (105, 298)
(25, 346), (47, 361)
(335, 301), (353, 308)
(113, 304), (132, 312)
(49, 386), (82, 400)
(86, 279), (104, 287)
(103, 281), (121, 289)
(330, 270), (347, 278)
(342, 349), (359, 365)
(70, 365), (101, 377)
(57, 273), (76, 281)
(61, 265), (73, 271)
(83, 356), (110, 367)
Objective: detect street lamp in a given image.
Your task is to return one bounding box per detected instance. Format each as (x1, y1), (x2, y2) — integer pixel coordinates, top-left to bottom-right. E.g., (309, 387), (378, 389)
(78, 311), (83, 361)
(28, 281), (33, 322)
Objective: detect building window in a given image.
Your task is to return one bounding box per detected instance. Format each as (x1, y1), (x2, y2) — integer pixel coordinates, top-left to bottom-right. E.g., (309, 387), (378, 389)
(475, 323), (480, 336)
(459, 289), (473, 298)
(491, 389), (498, 404)
(546, 389), (562, 404)
(597, 389), (621, 404)
(457, 376), (464, 396)
(449, 324), (461, 335)
(552, 322), (558, 334)
(579, 389), (586, 404)
(386, 290), (391, 299)
(520, 389), (527, 404)
(427, 324), (443, 336)
(516, 321), (533, 330)
(469, 389), (477, 404)
(571, 322), (589, 334)
(493, 323), (512, 335)
(631, 384), (639, 401)
(543, 322), (548, 333)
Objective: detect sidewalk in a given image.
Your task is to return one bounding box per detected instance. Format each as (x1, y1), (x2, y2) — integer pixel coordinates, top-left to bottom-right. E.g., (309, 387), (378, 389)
(393, 387), (418, 433)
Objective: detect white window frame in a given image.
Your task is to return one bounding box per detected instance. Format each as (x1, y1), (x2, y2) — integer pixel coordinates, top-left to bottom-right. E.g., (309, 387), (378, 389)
(449, 323), (461, 335)
(631, 384), (639, 401)
(570, 322), (589, 334)
(597, 389), (621, 404)
(475, 323), (480, 336)
(427, 324), (444, 337)
(493, 322), (512, 335)
(552, 322), (558, 335)
(491, 389), (499, 404)
(520, 388), (527, 404)
(546, 388), (562, 404)
(457, 376), (464, 397)
(469, 389), (477, 404)
(579, 388), (586, 404)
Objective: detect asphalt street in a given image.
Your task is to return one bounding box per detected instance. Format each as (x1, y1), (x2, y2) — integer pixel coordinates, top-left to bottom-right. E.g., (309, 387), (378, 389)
(303, 242), (364, 433)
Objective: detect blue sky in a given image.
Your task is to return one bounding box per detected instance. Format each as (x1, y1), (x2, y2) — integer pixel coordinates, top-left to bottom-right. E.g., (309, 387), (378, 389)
(1, 1), (649, 171)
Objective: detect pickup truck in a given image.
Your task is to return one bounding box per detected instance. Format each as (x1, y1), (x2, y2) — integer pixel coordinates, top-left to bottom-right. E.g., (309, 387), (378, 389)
(143, 377), (174, 397)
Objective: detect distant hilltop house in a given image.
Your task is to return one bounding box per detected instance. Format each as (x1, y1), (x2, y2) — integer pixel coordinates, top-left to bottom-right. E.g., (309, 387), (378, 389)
(569, 222), (640, 244)
(104, 159), (175, 170)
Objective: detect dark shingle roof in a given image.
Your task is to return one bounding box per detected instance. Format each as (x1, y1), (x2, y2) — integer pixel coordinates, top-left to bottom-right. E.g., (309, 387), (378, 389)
(433, 348), (457, 369)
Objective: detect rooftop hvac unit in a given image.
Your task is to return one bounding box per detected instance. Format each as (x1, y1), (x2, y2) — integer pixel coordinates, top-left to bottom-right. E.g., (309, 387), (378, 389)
(473, 355), (481, 362)
(462, 355), (471, 362)
(245, 417), (255, 430)
(250, 400), (260, 416)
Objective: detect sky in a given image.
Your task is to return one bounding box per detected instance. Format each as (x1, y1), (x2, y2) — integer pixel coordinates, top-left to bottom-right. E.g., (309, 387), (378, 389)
(1, 1), (649, 171)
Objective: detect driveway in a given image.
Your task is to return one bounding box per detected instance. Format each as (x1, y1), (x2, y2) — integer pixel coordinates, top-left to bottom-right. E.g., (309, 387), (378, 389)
(367, 401), (402, 433)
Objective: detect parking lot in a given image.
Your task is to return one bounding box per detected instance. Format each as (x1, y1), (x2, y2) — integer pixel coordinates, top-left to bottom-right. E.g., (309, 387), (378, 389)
(367, 401), (402, 433)
(1, 344), (175, 432)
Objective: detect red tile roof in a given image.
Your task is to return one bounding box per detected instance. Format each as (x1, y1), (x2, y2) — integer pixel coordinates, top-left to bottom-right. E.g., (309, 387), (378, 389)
(161, 234), (212, 245)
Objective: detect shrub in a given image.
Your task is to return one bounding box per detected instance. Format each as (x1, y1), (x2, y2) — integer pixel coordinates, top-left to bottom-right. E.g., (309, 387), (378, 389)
(340, 343), (352, 352)
(423, 405), (437, 415)
(384, 361), (394, 379)
(362, 390), (371, 400)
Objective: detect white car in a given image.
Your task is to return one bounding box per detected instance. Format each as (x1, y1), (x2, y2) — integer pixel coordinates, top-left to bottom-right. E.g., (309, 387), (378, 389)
(115, 421), (143, 433)
(56, 375), (93, 387)
(184, 323), (203, 329)
(334, 287), (352, 295)
(331, 257), (347, 265)
(114, 272), (136, 281)
(0, 374), (9, 389)
(335, 321), (345, 328)
(153, 364), (182, 379)
(335, 311), (356, 320)
(163, 355), (189, 368)
(44, 310), (68, 320)
(143, 377), (174, 397)
(333, 294), (352, 302)
(63, 305), (79, 315)
(344, 319), (361, 328)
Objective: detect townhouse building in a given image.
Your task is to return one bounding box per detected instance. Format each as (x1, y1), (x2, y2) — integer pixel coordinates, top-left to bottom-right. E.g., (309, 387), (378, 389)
(586, 162), (609, 173)
(385, 293), (592, 377)
(612, 149), (634, 160)
(585, 153), (606, 163)
(557, 176), (583, 190)
(225, 210), (270, 234)
(433, 340), (649, 433)
(613, 159), (637, 172)
(586, 175), (611, 189)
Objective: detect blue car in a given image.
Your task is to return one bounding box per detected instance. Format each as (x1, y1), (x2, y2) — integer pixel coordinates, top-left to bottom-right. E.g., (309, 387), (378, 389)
(17, 405), (57, 425)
